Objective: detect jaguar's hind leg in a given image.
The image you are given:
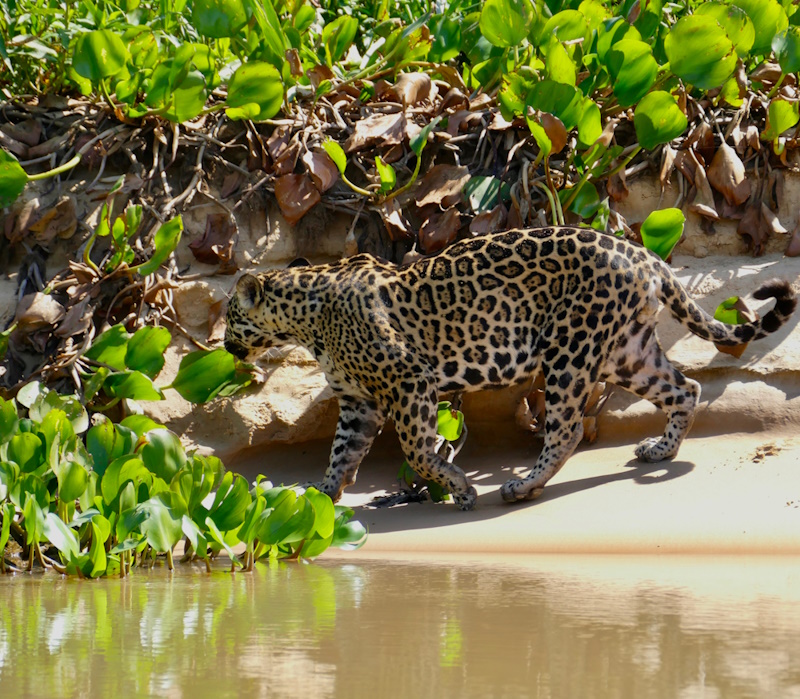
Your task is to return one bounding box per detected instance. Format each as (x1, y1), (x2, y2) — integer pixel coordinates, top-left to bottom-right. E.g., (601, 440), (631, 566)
(605, 323), (700, 462)
(319, 396), (387, 501)
(392, 378), (477, 511)
(500, 359), (602, 503)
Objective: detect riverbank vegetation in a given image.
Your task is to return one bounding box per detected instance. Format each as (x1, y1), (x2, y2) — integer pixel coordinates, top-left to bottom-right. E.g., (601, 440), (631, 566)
(3, 0), (800, 573)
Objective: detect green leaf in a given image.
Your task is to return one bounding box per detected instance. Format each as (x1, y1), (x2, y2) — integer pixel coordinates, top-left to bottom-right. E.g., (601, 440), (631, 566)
(732, 0), (788, 56)
(119, 415), (165, 437)
(0, 149), (28, 208)
(140, 428), (186, 482)
(225, 62), (284, 122)
(204, 515), (242, 565)
(0, 503), (15, 560)
(375, 156), (396, 193)
(437, 403), (465, 442)
(133, 216), (183, 276)
(0, 397), (19, 444)
(323, 139), (347, 174)
(208, 473), (250, 532)
(479, 0), (535, 48)
(0, 462), (19, 503)
(125, 326), (171, 378)
(640, 208), (685, 260)
(577, 100), (602, 148)
(7, 432), (44, 473)
(633, 91), (688, 150)
(58, 461), (89, 503)
(772, 27), (800, 73)
(409, 115), (442, 157)
(103, 371), (164, 401)
(762, 99), (800, 141)
(664, 15), (737, 90)
(192, 0), (248, 38)
(463, 175), (507, 212)
(429, 15), (461, 63)
(544, 37), (576, 86)
(138, 495), (182, 553)
(541, 9), (588, 44)
(303, 487), (335, 539)
(101, 455), (150, 506)
(526, 80), (584, 130)
(322, 15), (359, 64)
(714, 296), (749, 324)
(169, 349), (236, 404)
(163, 70), (208, 123)
(696, 3), (755, 56)
(43, 511), (80, 560)
(561, 181), (600, 218)
(73, 30), (129, 83)
(85, 325), (130, 370)
(597, 17), (642, 64)
(87, 519), (108, 577)
(86, 419), (117, 476)
(606, 39), (658, 108)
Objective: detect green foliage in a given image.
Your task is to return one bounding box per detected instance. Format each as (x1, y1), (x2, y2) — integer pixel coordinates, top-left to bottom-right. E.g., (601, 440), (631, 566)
(0, 391), (367, 577)
(639, 208), (686, 261)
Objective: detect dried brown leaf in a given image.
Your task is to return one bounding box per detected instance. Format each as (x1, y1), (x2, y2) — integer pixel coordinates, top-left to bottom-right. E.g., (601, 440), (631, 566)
(685, 151), (719, 220)
(55, 296), (92, 338)
(220, 171), (244, 199)
(302, 150), (339, 193)
(307, 64), (334, 89)
(707, 142), (750, 206)
(15, 292), (65, 331)
(0, 130), (28, 157)
(27, 133), (69, 159)
(469, 203), (507, 235)
(660, 144), (677, 189)
(208, 299), (227, 343)
(541, 113), (567, 154)
(786, 221), (800, 257)
(189, 213), (238, 269)
(266, 126), (290, 163)
(437, 87), (469, 114)
(285, 49), (303, 77)
(737, 203), (768, 255)
(273, 139), (302, 176)
(6, 197), (40, 245)
(345, 113), (406, 153)
(445, 109), (483, 136)
(606, 173), (629, 203)
(414, 164), (470, 208)
(0, 119), (41, 147)
(274, 174), (321, 226)
(379, 199), (413, 241)
(389, 72), (431, 106)
(28, 196), (78, 244)
(420, 207), (461, 254)
(760, 202), (788, 235)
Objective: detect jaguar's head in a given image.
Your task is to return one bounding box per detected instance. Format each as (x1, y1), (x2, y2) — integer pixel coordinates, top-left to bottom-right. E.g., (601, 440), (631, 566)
(224, 273), (287, 360)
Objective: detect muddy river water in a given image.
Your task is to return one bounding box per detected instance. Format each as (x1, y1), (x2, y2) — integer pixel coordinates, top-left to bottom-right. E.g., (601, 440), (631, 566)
(1, 554), (798, 698)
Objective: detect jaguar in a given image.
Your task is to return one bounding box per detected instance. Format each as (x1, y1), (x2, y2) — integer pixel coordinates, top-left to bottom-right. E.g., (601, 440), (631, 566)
(224, 227), (796, 510)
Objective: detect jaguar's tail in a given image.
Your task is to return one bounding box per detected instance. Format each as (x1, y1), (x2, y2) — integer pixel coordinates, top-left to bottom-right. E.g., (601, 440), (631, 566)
(660, 275), (796, 347)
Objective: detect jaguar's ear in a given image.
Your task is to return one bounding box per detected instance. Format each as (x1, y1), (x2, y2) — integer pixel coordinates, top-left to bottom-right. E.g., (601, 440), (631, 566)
(287, 257), (311, 269)
(235, 274), (261, 311)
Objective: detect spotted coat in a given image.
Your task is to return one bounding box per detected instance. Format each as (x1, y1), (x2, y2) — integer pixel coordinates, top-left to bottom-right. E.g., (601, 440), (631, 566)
(225, 227), (796, 510)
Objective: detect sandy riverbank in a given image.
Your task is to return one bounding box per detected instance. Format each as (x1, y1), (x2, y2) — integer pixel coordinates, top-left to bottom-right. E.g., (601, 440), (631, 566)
(232, 425), (800, 556)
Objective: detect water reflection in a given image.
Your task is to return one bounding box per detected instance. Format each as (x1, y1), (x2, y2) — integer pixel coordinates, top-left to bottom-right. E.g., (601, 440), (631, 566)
(0, 555), (798, 698)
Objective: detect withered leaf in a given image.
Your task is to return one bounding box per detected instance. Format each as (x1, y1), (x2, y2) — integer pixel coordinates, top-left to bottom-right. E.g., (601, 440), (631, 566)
(189, 213), (238, 270)
(220, 171), (244, 199)
(285, 48), (303, 77)
(469, 203), (507, 235)
(28, 196), (78, 244)
(273, 139), (302, 176)
(379, 199), (413, 241)
(414, 164), (470, 208)
(541, 113), (567, 155)
(0, 130), (28, 157)
(659, 144), (677, 190)
(15, 292), (66, 331)
(208, 299), (227, 343)
(737, 203), (768, 255)
(274, 174), (321, 226)
(0, 119), (41, 147)
(55, 296), (92, 338)
(606, 173), (629, 203)
(437, 87), (469, 114)
(389, 72), (431, 106)
(760, 202), (788, 235)
(302, 150), (339, 193)
(419, 206), (461, 254)
(707, 142), (750, 206)
(786, 221), (800, 257)
(686, 151), (719, 220)
(345, 113), (406, 153)
(307, 64), (334, 89)
(266, 126), (290, 163)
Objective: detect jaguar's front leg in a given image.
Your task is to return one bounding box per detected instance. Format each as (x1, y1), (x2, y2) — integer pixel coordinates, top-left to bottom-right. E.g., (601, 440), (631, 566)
(318, 395), (387, 502)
